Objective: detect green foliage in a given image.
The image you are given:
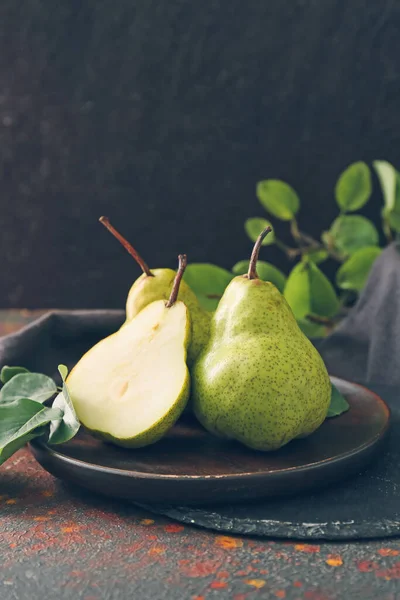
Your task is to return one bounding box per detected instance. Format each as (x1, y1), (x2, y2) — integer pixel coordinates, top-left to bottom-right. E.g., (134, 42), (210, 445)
(183, 264), (233, 312)
(284, 260), (339, 320)
(188, 159), (396, 338)
(48, 366), (80, 444)
(335, 161), (372, 212)
(244, 218), (275, 245)
(373, 161), (400, 233)
(232, 260), (286, 292)
(306, 249), (329, 264)
(0, 373), (57, 404)
(0, 399), (63, 465)
(0, 366), (29, 384)
(297, 319), (327, 339)
(0, 365), (80, 465)
(327, 384), (350, 418)
(327, 215), (379, 257)
(256, 180), (300, 220)
(336, 247), (382, 292)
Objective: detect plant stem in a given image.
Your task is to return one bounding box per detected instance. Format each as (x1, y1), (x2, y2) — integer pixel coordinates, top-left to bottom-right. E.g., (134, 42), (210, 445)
(275, 238), (300, 259)
(166, 254), (187, 307)
(290, 218), (301, 242)
(99, 216), (153, 277)
(247, 226), (272, 279)
(297, 231), (320, 249)
(306, 314), (334, 326)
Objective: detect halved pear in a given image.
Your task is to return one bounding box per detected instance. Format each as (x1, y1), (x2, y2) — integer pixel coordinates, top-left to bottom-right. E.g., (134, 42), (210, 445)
(67, 257), (191, 448)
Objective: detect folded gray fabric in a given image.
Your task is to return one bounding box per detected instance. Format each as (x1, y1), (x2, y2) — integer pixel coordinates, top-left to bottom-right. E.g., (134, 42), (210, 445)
(0, 309), (124, 380)
(317, 242), (400, 386)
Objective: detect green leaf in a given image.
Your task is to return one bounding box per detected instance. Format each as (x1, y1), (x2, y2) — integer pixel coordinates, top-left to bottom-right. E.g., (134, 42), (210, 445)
(373, 160), (397, 212)
(328, 215), (379, 257)
(232, 260), (286, 293)
(256, 180), (300, 221)
(58, 364), (68, 381)
(387, 209), (400, 233)
(297, 319), (327, 339)
(336, 246), (382, 292)
(244, 218), (275, 245)
(0, 373), (57, 404)
(335, 162), (372, 212)
(374, 162), (400, 233)
(48, 365), (80, 445)
(284, 260), (339, 320)
(327, 384), (350, 418)
(306, 249), (329, 264)
(183, 264), (233, 312)
(0, 366), (30, 384)
(0, 398), (62, 466)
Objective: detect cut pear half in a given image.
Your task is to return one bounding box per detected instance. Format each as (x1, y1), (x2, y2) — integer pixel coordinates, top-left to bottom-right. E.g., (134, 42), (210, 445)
(67, 299), (191, 448)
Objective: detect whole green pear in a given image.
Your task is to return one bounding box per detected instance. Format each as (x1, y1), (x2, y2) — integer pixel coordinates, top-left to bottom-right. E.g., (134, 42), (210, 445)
(100, 217), (210, 364)
(192, 227), (331, 451)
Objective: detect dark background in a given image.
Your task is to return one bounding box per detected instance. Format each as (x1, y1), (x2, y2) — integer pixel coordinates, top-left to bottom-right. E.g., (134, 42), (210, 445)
(1, 0), (399, 309)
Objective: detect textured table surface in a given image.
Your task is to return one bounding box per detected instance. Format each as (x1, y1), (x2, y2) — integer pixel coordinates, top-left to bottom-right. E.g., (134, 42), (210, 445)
(1, 310), (400, 600)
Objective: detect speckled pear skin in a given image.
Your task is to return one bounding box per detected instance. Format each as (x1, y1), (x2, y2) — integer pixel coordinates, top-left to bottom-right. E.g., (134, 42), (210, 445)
(192, 276), (331, 451)
(125, 268), (210, 365)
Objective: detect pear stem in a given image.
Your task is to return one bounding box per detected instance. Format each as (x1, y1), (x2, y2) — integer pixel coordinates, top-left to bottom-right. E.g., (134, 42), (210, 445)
(99, 216), (153, 277)
(247, 226), (272, 279)
(166, 254), (187, 308)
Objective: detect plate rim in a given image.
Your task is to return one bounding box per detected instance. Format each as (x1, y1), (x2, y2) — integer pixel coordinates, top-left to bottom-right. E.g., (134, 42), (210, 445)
(30, 376), (391, 483)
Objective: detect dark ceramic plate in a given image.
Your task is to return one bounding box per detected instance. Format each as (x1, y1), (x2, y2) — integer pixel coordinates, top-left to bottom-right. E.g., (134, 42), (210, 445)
(30, 377), (390, 505)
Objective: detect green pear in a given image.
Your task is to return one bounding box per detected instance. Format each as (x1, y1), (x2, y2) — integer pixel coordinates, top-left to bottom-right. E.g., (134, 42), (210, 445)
(192, 228), (331, 451)
(67, 255), (191, 448)
(100, 217), (210, 364)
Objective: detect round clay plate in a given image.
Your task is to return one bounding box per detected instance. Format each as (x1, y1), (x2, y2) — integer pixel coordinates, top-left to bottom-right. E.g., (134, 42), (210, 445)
(30, 377), (390, 505)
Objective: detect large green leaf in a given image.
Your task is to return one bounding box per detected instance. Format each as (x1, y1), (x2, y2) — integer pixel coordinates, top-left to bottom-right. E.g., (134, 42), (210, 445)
(0, 366), (30, 384)
(0, 399), (62, 466)
(256, 180), (300, 221)
(335, 162), (371, 212)
(0, 373), (57, 404)
(183, 264), (233, 312)
(284, 260), (339, 320)
(327, 384), (350, 418)
(327, 215), (379, 257)
(244, 218), (275, 245)
(336, 246), (382, 292)
(232, 260), (286, 292)
(48, 365), (80, 445)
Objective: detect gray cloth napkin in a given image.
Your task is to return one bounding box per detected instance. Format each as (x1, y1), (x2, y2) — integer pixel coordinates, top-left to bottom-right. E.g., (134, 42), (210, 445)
(317, 242), (400, 386)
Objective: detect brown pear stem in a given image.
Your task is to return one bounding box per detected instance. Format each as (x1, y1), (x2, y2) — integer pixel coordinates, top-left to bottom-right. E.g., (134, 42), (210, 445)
(166, 254), (187, 308)
(247, 226), (272, 279)
(99, 216), (153, 277)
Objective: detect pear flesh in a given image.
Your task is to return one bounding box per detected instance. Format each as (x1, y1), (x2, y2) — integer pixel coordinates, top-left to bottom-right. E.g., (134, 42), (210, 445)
(125, 268), (210, 364)
(67, 300), (190, 448)
(192, 278), (331, 451)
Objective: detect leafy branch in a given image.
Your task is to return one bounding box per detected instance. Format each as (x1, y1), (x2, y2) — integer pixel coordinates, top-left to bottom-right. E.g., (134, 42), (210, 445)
(184, 160), (400, 337)
(0, 365), (80, 466)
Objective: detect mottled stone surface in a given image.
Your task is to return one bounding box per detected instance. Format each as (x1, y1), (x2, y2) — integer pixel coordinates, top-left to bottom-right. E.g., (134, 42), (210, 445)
(1, 310), (400, 599)
(1, 1), (400, 308)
